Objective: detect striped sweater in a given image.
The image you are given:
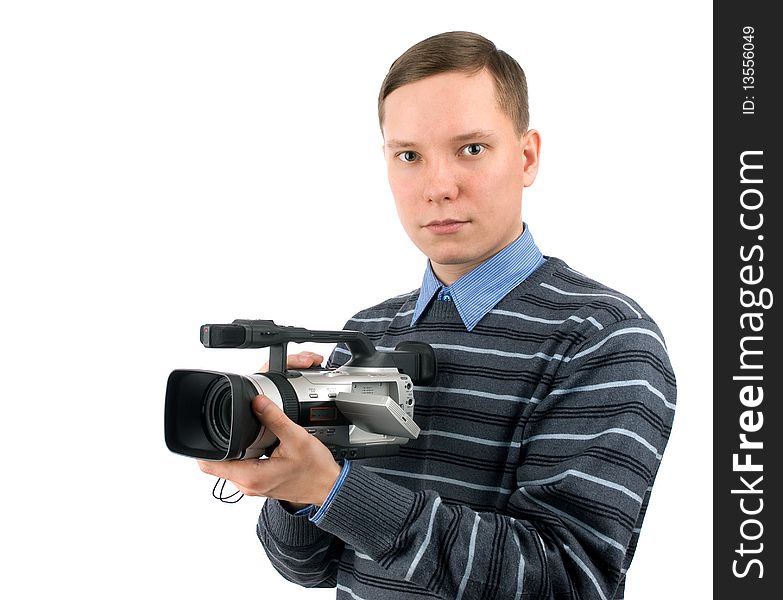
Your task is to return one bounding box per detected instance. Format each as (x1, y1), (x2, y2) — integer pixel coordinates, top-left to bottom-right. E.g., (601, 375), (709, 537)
(257, 256), (676, 599)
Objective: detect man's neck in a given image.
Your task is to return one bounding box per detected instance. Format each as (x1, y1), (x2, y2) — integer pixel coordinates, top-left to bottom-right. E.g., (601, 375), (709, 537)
(430, 260), (482, 286)
(431, 226), (525, 286)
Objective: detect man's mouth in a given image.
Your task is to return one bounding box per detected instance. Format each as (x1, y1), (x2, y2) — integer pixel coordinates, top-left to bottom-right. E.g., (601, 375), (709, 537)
(423, 219), (468, 235)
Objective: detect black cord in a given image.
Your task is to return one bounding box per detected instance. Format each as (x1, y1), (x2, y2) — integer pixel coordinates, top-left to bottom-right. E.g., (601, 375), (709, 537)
(212, 477), (244, 503)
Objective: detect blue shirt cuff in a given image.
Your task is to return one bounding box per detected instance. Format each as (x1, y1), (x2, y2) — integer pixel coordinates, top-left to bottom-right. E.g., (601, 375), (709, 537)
(309, 460), (352, 524)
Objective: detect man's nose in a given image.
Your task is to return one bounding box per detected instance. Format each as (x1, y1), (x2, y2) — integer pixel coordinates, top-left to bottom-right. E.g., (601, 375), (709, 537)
(423, 158), (459, 202)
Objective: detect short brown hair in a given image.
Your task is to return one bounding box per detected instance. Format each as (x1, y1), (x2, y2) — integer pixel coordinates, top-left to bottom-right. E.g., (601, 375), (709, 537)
(378, 31), (529, 135)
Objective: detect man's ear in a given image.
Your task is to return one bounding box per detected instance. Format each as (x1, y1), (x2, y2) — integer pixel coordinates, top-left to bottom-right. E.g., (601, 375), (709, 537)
(521, 129), (541, 188)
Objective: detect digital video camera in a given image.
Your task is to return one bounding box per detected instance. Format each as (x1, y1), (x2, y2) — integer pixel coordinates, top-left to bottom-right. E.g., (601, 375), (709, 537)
(164, 319), (437, 461)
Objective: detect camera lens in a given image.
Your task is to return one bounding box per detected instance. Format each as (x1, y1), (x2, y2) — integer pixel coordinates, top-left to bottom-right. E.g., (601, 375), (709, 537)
(202, 378), (233, 450)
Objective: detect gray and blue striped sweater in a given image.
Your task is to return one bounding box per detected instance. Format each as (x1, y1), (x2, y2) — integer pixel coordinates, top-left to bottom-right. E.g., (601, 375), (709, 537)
(258, 256), (676, 599)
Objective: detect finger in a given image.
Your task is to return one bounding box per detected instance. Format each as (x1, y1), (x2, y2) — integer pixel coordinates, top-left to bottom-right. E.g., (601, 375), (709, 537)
(197, 458), (239, 479)
(252, 394), (300, 439)
(287, 352), (325, 369)
(259, 352), (324, 372)
(197, 458), (263, 490)
(198, 454), (297, 499)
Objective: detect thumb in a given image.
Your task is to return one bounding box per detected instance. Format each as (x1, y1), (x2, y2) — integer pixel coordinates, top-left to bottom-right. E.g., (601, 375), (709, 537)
(252, 394), (298, 439)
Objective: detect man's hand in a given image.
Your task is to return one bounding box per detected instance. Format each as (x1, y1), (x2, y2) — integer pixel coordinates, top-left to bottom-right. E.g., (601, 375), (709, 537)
(197, 351), (341, 507)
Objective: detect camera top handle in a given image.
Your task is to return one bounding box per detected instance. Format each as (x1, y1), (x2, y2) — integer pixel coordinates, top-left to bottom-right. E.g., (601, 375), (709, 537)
(200, 319), (437, 386)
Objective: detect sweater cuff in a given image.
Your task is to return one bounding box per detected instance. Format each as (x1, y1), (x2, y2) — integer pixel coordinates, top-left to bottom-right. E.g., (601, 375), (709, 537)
(259, 498), (330, 547)
(313, 464), (417, 559)
(310, 459), (352, 524)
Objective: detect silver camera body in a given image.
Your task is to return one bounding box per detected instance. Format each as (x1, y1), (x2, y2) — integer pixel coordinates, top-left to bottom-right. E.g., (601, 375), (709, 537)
(240, 366), (420, 460)
(164, 319), (437, 461)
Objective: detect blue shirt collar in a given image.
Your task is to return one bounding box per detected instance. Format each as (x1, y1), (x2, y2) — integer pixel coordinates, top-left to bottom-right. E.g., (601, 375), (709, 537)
(411, 224), (545, 332)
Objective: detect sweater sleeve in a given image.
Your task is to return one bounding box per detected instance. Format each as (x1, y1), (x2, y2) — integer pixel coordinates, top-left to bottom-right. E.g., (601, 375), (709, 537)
(312, 318), (676, 599)
(256, 498), (345, 588)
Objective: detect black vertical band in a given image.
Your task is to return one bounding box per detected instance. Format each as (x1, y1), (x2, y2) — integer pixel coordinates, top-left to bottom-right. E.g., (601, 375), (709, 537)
(714, 3), (781, 598)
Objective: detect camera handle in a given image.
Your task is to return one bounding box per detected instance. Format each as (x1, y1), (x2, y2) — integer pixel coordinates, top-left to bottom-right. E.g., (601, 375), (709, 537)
(200, 319), (437, 385)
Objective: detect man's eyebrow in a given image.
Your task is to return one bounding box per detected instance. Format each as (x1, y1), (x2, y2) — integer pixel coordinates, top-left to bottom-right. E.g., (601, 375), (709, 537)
(385, 130), (496, 150)
(385, 139), (417, 150)
(450, 130), (496, 143)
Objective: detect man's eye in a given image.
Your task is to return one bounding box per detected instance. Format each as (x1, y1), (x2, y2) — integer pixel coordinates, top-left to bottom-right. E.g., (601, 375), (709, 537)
(398, 151), (419, 163)
(461, 143), (485, 156)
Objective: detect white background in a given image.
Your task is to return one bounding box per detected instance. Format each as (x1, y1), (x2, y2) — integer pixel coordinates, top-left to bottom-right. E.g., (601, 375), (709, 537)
(1, 1), (712, 598)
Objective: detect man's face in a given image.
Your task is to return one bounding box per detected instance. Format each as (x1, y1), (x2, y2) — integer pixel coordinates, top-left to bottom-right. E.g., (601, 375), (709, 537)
(382, 69), (540, 285)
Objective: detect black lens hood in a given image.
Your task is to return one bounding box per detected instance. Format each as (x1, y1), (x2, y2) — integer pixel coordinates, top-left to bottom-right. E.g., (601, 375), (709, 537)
(165, 369), (260, 460)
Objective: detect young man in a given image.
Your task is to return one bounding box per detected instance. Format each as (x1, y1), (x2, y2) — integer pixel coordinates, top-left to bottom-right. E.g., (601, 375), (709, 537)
(199, 31), (676, 599)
